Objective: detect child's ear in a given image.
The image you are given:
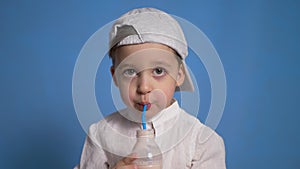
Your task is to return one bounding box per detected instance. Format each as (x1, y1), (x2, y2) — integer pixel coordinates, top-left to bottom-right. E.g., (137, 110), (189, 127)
(110, 66), (119, 87)
(176, 64), (185, 87)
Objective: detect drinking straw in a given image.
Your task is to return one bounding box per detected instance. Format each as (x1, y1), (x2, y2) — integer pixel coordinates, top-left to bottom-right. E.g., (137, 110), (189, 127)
(142, 104), (147, 130)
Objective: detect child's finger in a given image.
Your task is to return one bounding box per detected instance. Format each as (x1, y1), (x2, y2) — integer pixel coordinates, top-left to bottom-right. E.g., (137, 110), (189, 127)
(113, 154), (138, 169)
(118, 164), (138, 169)
(122, 154), (137, 164)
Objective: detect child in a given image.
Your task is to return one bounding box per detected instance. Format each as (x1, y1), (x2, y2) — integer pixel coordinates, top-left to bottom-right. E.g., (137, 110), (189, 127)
(75, 8), (226, 169)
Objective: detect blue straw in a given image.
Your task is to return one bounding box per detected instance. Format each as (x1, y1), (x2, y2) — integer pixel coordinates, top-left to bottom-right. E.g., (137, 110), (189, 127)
(142, 104), (147, 130)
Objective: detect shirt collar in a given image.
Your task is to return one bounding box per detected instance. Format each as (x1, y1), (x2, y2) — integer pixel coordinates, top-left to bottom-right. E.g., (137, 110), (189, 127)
(151, 100), (181, 136)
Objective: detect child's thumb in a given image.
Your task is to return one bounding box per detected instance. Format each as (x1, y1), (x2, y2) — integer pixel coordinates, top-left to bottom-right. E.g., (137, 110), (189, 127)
(123, 153), (137, 164)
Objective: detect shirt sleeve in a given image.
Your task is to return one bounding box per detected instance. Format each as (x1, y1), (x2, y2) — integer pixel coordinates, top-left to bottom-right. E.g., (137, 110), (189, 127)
(74, 124), (110, 169)
(191, 128), (226, 169)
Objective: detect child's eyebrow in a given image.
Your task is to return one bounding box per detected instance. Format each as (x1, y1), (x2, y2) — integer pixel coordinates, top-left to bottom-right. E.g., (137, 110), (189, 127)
(117, 63), (136, 69)
(152, 61), (173, 68)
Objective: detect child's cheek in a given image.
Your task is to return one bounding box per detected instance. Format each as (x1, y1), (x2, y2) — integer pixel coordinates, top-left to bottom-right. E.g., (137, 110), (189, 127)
(128, 85), (137, 105)
(149, 89), (167, 110)
(118, 82), (132, 105)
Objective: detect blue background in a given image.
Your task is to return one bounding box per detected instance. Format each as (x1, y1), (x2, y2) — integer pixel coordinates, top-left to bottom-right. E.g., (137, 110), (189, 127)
(1, 0), (299, 169)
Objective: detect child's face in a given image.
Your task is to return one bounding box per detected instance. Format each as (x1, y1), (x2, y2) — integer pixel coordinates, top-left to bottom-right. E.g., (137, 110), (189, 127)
(110, 43), (185, 118)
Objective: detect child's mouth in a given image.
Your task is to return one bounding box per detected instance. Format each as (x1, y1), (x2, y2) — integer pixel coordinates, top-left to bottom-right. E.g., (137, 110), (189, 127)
(136, 103), (151, 111)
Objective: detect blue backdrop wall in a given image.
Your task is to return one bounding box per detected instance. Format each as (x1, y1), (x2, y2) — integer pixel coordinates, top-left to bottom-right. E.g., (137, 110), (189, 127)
(1, 0), (299, 169)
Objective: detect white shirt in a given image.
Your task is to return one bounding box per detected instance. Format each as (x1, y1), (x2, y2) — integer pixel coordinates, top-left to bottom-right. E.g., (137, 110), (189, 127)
(75, 101), (226, 169)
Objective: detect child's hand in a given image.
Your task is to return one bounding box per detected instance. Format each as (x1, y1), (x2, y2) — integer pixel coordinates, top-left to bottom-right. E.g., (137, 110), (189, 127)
(112, 154), (137, 169)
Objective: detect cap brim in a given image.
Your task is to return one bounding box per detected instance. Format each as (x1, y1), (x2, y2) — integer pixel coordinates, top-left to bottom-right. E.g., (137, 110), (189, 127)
(176, 60), (194, 92)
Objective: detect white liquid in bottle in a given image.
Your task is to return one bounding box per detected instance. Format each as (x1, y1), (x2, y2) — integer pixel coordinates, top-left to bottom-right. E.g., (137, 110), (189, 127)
(131, 129), (162, 169)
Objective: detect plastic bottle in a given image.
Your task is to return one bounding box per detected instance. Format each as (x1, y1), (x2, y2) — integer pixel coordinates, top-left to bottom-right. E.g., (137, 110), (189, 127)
(131, 129), (162, 169)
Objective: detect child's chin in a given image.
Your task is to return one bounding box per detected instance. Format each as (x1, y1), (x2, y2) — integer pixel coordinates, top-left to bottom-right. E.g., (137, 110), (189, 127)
(144, 108), (164, 118)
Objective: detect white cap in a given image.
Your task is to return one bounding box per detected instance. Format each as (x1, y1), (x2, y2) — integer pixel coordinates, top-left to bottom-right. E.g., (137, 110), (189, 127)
(109, 8), (194, 91)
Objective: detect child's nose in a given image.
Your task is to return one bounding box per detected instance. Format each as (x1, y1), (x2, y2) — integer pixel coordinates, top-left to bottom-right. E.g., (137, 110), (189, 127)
(136, 72), (152, 94)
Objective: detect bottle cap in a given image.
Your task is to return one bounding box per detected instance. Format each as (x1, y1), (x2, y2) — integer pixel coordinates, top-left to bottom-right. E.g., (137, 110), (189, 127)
(136, 129), (155, 138)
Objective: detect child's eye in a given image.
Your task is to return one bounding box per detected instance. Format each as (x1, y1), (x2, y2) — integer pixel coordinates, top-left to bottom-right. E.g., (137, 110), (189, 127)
(123, 69), (137, 77)
(153, 67), (166, 77)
